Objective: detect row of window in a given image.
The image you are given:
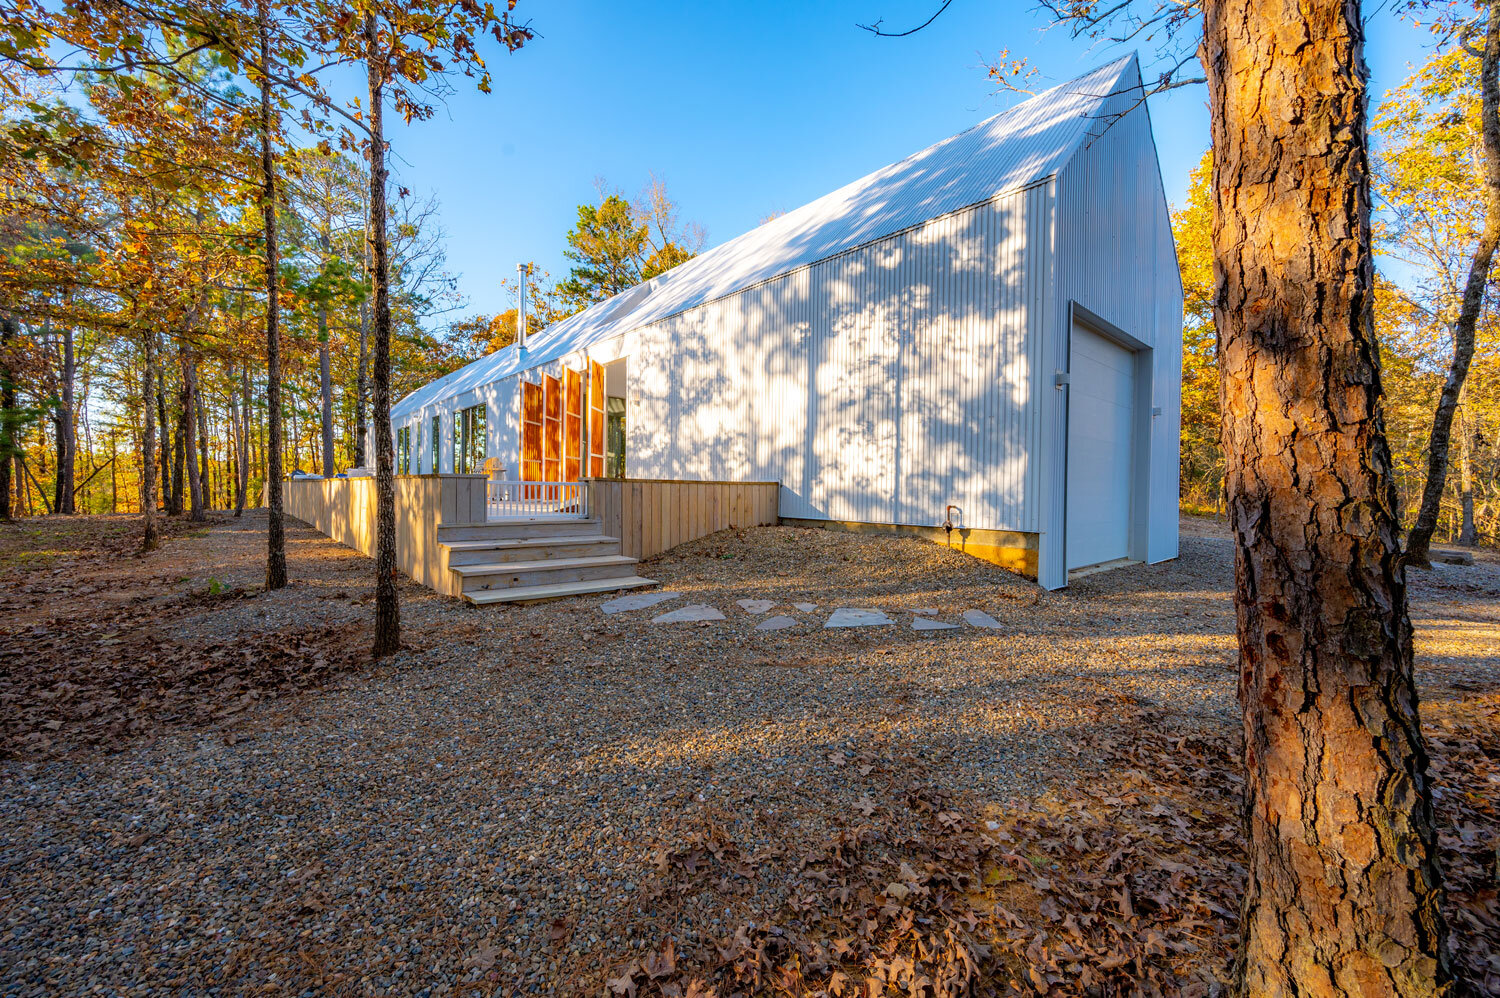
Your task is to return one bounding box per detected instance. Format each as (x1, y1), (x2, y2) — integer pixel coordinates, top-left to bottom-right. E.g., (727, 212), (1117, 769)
(396, 404), (487, 475)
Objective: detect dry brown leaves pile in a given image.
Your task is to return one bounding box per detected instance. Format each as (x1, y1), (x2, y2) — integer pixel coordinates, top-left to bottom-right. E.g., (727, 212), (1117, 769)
(1425, 694), (1500, 995)
(0, 515), (370, 759)
(598, 697), (1500, 998)
(0, 617), (367, 758)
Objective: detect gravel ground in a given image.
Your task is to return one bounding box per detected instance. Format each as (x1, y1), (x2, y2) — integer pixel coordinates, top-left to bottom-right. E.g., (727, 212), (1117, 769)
(1, 512), (1495, 995)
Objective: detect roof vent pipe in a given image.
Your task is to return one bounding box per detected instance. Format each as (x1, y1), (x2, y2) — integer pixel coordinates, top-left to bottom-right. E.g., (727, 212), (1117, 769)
(516, 262), (529, 353)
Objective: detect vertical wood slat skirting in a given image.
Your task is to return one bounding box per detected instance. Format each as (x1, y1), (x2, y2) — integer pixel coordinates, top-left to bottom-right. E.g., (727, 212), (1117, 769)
(588, 479), (779, 561)
(284, 474), (489, 597)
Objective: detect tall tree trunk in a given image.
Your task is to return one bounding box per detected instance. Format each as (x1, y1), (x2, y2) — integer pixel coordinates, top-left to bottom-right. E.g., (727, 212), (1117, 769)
(237, 363), (250, 517)
(196, 365), (211, 511)
(109, 428), (117, 514)
(181, 346), (206, 522)
(53, 325), (76, 514)
(319, 333), (335, 476)
(1457, 406), (1477, 547)
(1406, 1), (1500, 568)
(260, 0), (287, 589)
(366, 13), (400, 658)
(1203, 2), (1454, 994)
(356, 295), (370, 467)
(0, 314), (15, 520)
(318, 219), (336, 477)
(140, 330), (159, 551)
(155, 348), (173, 514)
(171, 382), (185, 516)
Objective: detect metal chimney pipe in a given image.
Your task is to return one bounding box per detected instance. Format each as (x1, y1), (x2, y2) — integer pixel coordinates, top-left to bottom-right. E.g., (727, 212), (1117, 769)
(516, 262), (528, 351)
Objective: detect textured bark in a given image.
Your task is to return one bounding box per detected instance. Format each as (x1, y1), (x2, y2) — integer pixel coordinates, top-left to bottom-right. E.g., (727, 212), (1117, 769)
(180, 346), (206, 522)
(1203, 2), (1454, 995)
(260, 0), (287, 589)
(195, 364), (211, 510)
(237, 364), (250, 516)
(0, 315), (16, 520)
(366, 12), (400, 658)
(155, 352), (174, 514)
(52, 324), (76, 515)
(355, 279), (370, 466)
(140, 331), (159, 552)
(318, 319), (335, 477)
(170, 380), (185, 516)
(1406, 0), (1500, 568)
(1457, 411), (1477, 547)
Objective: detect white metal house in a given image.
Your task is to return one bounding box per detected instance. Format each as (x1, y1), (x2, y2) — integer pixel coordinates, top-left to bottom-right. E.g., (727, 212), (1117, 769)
(391, 54), (1183, 590)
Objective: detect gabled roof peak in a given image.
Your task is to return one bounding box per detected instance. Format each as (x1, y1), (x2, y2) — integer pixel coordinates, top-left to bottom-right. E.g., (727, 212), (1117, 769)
(394, 54), (1145, 420)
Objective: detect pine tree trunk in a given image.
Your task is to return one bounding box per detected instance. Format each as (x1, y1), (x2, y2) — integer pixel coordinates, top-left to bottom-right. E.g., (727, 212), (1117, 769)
(319, 333), (335, 477)
(1203, 2), (1454, 994)
(1457, 407), (1477, 548)
(0, 314), (16, 520)
(141, 331), (159, 552)
(237, 363), (250, 517)
(356, 290), (370, 467)
(155, 352), (173, 514)
(171, 382), (186, 516)
(1405, 0), (1500, 569)
(196, 366), (211, 511)
(260, 0), (287, 589)
(181, 346), (206, 522)
(53, 325), (76, 515)
(366, 12), (400, 658)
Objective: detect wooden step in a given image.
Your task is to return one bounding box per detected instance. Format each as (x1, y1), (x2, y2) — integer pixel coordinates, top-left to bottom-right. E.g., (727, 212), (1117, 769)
(455, 555), (639, 589)
(443, 535), (620, 566)
(438, 518), (601, 542)
(462, 575), (659, 605)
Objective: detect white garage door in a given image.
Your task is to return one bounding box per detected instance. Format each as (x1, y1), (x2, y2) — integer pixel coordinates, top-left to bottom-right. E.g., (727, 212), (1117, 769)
(1066, 324), (1136, 571)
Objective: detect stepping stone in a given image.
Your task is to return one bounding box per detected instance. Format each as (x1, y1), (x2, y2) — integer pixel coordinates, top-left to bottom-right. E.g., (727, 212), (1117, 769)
(792, 602), (818, 612)
(601, 591), (680, 614)
(736, 599), (776, 615)
(755, 615), (798, 631)
(652, 604), (725, 624)
(911, 608), (940, 616)
(825, 608), (892, 629)
(913, 618), (958, 631)
(961, 609), (1002, 629)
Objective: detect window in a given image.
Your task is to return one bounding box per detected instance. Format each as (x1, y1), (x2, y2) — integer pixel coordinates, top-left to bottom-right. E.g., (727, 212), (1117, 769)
(453, 404), (487, 474)
(396, 426), (411, 474)
(605, 396), (626, 479)
(430, 415), (440, 473)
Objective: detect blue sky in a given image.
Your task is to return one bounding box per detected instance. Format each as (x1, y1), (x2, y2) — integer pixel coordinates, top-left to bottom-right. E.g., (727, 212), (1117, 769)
(383, 2), (1439, 323)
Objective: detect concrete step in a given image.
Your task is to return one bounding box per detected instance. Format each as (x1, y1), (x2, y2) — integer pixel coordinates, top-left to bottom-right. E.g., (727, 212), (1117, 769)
(462, 575), (659, 606)
(444, 535), (621, 566)
(438, 518), (601, 542)
(455, 555), (639, 590)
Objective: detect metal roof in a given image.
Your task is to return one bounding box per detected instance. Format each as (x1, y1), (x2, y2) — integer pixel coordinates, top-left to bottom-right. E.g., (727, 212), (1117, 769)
(393, 54), (1142, 420)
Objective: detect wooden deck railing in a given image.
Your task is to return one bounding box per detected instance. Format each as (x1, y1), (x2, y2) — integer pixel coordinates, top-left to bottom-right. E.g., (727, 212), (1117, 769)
(486, 480), (587, 519)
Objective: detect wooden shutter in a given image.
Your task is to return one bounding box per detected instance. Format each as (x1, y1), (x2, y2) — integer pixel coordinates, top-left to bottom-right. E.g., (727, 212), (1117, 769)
(543, 373), (562, 483)
(520, 381), (543, 484)
(563, 368), (582, 482)
(587, 360), (606, 478)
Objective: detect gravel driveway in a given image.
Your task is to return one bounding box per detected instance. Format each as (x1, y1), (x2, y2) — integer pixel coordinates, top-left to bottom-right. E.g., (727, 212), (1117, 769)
(2, 512), (1495, 995)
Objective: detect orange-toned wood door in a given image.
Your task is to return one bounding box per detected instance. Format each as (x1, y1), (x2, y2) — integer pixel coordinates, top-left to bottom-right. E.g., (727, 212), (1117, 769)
(543, 373), (562, 484)
(563, 368), (582, 482)
(521, 381), (543, 489)
(587, 360), (605, 478)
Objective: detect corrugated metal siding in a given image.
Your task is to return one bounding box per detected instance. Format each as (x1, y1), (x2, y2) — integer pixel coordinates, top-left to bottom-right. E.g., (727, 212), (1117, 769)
(391, 56), (1141, 422)
(625, 186), (1049, 533)
(1040, 76), (1184, 587)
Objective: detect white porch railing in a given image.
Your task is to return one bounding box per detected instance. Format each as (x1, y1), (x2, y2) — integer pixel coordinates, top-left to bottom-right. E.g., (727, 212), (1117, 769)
(486, 480), (588, 519)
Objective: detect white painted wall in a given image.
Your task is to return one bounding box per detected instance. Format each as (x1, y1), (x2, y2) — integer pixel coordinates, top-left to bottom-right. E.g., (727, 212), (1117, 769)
(1040, 88), (1185, 588)
(618, 183), (1051, 534)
